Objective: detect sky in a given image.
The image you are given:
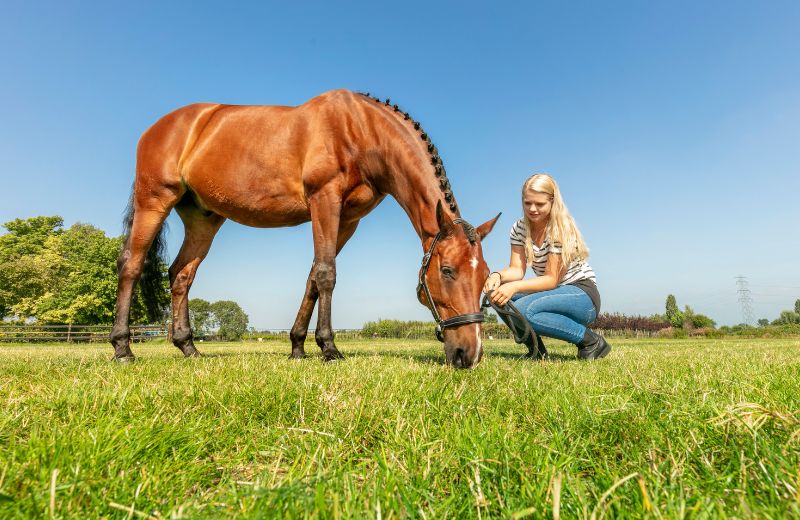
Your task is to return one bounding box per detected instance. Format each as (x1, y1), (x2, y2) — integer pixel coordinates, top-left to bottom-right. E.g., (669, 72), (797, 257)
(1, 1), (799, 329)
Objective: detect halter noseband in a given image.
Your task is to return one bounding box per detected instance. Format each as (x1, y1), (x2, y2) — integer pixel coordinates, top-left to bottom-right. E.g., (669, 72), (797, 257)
(416, 218), (486, 342)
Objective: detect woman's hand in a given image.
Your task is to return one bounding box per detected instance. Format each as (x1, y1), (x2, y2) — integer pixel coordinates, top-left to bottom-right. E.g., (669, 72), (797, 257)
(483, 272), (502, 294)
(488, 282), (518, 307)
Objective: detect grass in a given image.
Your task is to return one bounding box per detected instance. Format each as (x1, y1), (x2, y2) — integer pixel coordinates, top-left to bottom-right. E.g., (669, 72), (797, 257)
(0, 337), (799, 518)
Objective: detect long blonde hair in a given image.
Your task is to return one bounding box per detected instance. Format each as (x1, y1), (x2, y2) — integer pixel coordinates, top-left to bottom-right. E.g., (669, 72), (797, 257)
(522, 173), (589, 269)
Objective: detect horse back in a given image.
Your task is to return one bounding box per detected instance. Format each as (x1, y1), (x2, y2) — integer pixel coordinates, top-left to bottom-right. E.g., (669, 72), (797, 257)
(137, 91), (379, 227)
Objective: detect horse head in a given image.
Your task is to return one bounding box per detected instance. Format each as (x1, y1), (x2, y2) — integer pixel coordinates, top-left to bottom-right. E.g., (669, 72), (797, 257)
(417, 202), (500, 368)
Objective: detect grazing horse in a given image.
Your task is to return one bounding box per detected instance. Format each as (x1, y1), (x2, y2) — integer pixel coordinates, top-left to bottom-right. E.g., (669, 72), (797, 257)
(111, 89), (499, 368)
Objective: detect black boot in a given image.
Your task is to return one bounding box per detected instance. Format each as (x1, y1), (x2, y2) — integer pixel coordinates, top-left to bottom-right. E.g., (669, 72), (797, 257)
(577, 329), (611, 360)
(524, 333), (548, 360)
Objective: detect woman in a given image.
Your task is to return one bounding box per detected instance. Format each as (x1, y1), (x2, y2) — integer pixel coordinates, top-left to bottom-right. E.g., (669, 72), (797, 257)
(484, 173), (611, 360)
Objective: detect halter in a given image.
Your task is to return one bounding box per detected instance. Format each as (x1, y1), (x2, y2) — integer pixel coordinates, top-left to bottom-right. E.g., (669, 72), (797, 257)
(417, 218), (486, 342)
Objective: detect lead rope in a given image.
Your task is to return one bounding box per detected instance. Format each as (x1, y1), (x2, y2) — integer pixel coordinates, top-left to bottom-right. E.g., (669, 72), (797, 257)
(481, 293), (541, 357)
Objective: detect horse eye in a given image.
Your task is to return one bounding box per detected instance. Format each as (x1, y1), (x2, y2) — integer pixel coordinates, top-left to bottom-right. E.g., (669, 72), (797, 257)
(440, 266), (456, 278)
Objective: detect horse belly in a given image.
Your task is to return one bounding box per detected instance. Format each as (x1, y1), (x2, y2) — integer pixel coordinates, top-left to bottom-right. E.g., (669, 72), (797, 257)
(185, 166), (310, 228)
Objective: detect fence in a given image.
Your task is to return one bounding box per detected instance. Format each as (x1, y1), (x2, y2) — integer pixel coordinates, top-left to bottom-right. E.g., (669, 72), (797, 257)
(0, 324), (167, 343)
(246, 325), (522, 342)
(0, 324), (659, 343)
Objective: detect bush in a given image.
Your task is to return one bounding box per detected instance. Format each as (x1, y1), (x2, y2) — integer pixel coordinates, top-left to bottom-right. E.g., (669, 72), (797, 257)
(360, 319), (516, 340)
(656, 327), (688, 339)
(591, 313), (668, 333)
(720, 323), (800, 338)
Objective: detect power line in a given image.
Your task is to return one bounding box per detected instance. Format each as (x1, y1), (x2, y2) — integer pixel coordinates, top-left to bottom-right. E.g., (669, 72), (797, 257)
(735, 276), (754, 326)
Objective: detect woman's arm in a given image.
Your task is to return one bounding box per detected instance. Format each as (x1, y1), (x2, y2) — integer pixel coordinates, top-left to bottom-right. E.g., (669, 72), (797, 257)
(488, 252), (566, 306)
(483, 245), (527, 293)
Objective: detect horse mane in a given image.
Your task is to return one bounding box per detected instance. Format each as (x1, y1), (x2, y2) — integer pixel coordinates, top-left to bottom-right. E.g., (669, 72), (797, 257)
(358, 93), (462, 221)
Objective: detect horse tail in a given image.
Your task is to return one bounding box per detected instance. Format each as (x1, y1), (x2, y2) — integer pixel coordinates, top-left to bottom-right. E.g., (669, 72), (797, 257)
(121, 188), (169, 323)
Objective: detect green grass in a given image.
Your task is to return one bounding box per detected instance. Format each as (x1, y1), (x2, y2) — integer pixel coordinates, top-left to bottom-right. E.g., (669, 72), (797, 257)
(1, 337), (799, 518)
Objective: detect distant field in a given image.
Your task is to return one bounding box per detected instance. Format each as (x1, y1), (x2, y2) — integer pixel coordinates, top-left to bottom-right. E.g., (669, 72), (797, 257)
(1, 337), (799, 518)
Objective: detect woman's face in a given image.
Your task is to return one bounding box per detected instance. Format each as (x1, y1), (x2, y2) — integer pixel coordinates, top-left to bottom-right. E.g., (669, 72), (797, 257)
(524, 190), (552, 225)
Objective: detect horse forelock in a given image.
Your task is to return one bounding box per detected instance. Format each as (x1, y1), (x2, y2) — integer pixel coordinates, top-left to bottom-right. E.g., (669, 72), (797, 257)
(459, 221), (477, 245)
(358, 92), (460, 217)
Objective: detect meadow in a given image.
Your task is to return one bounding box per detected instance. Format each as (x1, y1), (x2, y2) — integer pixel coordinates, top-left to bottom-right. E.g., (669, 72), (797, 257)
(0, 337), (798, 518)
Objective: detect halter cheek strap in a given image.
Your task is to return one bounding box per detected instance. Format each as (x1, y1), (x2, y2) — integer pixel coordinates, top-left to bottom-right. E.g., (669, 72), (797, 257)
(416, 219), (485, 342)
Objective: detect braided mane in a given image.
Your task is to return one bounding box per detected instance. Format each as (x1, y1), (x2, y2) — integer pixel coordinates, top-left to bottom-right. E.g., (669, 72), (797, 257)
(359, 92), (461, 219)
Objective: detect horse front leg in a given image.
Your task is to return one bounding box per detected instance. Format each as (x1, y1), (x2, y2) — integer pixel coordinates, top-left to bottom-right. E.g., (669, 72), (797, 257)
(289, 219), (359, 359)
(306, 191), (347, 362)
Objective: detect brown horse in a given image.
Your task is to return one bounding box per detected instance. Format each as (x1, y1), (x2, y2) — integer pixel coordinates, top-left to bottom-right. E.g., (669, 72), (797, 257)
(111, 89), (499, 367)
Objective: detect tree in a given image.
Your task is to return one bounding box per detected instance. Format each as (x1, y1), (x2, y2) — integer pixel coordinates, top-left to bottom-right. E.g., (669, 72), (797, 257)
(683, 305), (716, 329)
(0, 216), (64, 317)
(188, 298), (213, 337)
(757, 318), (769, 327)
(665, 294), (684, 328)
(482, 307), (498, 324)
(795, 299), (800, 315)
(209, 300), (249, 341)
(772, 310), (800, 326)
(1, 216), (168, 324)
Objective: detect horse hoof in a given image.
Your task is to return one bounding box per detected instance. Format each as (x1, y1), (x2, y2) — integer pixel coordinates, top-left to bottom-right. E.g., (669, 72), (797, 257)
(184, 350), (202, 358)
(113, 355), (136, 364)
(322, 351), (345, 363)
(288, 352), (307, 360)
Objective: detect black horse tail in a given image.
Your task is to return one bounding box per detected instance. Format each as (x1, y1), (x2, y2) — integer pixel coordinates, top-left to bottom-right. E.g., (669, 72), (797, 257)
(121, 190), (169, 323)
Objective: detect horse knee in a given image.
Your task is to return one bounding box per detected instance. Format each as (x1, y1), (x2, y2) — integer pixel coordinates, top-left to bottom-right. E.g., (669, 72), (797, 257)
(314, 263), (336, 291)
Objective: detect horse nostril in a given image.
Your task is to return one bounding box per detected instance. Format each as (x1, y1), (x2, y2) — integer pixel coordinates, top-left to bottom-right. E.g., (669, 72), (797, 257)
(453, 348), (467, 369)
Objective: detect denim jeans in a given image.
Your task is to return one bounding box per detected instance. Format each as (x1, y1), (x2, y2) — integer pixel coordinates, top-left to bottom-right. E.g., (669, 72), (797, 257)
(510, 285), (596, 344)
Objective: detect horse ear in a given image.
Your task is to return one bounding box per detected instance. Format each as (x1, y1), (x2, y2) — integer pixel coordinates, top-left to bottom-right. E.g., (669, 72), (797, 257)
(435, 201), (455, 236)
(476, 212), (502, 240)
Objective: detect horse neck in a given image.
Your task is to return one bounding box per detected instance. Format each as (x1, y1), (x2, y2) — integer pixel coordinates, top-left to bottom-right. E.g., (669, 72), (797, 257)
(383, 153), (452, 245)
(357, 97), (458, 247)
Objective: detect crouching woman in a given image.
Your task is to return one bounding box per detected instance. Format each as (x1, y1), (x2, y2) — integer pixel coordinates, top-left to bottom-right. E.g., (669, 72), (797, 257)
(484, 173), (611, 360)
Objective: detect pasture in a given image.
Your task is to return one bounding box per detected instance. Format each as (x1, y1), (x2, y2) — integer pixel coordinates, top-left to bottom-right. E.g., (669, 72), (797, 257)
(1, 337), (798, 518)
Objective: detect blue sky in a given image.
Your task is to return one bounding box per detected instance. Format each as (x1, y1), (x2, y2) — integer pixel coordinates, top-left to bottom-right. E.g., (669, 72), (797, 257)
(1, 1), (799, 328)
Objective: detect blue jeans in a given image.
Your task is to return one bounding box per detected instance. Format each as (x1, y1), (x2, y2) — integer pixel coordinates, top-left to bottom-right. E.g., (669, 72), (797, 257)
(510, 285), (596, 344)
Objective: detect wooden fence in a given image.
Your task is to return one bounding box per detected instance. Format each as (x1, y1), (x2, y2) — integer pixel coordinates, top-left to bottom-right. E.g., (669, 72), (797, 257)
(0, 324), (659, 343)
(0, 324), (167, 343)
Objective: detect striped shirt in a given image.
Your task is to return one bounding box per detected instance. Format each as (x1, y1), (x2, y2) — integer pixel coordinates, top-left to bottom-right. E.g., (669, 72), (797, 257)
(510, 218), (601, 312)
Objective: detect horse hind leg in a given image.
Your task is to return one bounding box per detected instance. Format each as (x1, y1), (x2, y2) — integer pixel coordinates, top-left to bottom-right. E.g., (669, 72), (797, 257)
(169, 205), (225, 357)
(288, 266), (319, 359)
(111, 205), (175, 361)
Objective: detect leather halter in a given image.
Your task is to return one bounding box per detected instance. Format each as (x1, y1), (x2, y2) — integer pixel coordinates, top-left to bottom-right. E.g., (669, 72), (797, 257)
(417, 218), (485, 342)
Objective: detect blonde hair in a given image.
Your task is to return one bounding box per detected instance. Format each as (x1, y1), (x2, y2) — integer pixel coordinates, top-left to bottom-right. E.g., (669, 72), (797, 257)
(522, 173), (589, 269)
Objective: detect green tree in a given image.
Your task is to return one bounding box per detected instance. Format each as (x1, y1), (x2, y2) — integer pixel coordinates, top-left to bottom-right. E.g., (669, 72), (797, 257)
(482, 307), (498, 324)
(210, 300), (249, 341)
(665, 294), (684, 328)
(772, 310), (800, 326)
(0, 216), (64, 317)
(757, 318), (769, 327)
(795, 299), (800, 315)
(682, 305), (716, 329)
(1, 216), (168, 324)
(189, 298), (213, 337)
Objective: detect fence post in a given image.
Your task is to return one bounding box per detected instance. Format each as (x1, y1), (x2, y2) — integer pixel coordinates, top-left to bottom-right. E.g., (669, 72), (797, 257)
(67, 323), (72, 343)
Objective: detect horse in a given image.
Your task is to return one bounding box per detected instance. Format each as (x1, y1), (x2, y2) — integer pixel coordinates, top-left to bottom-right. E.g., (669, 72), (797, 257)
(111, 89), (499, 368)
